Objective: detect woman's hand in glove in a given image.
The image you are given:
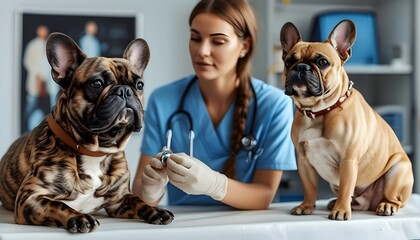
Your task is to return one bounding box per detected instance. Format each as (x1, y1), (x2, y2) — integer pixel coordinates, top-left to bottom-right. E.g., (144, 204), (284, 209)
(140, 155), (169, 204)
(166, 153), (228, 200)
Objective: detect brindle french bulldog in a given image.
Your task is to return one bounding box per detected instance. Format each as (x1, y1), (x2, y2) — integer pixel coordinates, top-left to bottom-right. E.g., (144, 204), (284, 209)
(0, 33), (174, 233)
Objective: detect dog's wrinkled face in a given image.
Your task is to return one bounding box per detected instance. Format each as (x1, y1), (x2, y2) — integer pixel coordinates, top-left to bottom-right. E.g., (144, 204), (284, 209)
(46, 33), (150, 148)
(280, 20), (356, 108)
(70, 58), (143, 144)
(281, 42), (340, 98)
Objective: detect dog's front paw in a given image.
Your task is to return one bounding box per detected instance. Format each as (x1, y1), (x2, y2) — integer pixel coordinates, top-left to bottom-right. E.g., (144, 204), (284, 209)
(66, 214), (100, 233)
(139, 206), (174, 225)
(328, 209), (351, 220)
(376, 202), (399, 216)
(290, 204), (314, 215)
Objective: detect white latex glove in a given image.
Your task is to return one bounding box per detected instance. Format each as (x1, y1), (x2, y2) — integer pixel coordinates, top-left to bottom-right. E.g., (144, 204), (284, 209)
(140, 157), (168, 204)
(166, 153), (228, 200)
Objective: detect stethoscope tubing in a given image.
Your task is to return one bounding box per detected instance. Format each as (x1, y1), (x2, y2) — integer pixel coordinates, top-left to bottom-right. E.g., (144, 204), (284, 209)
(161, 76), (257, 164)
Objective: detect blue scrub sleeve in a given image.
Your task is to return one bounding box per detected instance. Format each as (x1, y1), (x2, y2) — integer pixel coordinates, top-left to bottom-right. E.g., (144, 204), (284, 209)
(140, 92), (165, 157)
(256, 96), (297, 171)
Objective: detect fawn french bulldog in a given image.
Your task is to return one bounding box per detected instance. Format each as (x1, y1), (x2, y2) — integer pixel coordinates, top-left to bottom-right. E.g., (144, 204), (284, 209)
(280, 20), (413, 220)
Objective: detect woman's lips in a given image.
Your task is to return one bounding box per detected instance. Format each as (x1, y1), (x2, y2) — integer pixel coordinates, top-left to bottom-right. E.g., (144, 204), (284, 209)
(195, 61), (213, 70)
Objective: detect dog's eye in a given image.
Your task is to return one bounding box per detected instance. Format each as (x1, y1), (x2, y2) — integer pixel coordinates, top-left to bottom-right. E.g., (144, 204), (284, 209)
(136, 80), (144, 91)
(285, 60), (293, 68)
(91, 79), (104, 88)
(317, 58), (329, 67)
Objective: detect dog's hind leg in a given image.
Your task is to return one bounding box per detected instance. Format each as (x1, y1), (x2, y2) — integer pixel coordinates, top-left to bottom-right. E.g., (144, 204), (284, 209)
(376, 153), (413, 216)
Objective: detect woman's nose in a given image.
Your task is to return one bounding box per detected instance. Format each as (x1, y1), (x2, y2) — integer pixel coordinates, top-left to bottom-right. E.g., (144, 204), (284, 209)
(197, 40), (211, 57)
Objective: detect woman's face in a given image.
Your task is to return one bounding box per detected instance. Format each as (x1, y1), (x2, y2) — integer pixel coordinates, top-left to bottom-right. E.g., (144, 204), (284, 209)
(189, 13), (248, 82)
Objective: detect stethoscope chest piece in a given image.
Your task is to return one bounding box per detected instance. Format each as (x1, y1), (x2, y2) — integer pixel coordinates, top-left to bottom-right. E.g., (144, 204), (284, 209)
(241, 135), (257, 151)
(160, 150), (172, 165)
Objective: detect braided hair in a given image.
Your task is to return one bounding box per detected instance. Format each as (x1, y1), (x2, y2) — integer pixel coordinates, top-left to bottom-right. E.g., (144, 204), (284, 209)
(189, 0), (258, 179)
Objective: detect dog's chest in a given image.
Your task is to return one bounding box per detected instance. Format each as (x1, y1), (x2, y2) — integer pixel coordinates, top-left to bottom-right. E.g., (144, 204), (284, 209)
(297, 117), (324, 142)
(298, 118), (341, 184)
(62, 156), (106, 213)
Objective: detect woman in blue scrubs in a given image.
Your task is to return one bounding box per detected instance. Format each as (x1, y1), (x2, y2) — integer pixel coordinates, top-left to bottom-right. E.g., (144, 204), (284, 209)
(133, 0), (296, 210)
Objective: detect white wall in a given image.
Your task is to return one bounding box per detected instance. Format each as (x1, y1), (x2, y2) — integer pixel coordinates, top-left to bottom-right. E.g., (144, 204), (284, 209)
(0, 0), (197, 181)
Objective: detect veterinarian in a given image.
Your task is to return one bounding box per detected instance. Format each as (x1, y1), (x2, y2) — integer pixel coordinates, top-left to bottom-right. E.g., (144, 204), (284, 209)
(133, 0), (296, 210)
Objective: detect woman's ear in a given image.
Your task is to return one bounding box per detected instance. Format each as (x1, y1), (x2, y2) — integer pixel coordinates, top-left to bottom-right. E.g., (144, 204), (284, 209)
(239, 37), (251, 58)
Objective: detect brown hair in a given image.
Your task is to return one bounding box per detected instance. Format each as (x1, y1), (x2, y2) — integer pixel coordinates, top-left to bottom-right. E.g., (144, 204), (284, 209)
(189, 0), (258, 178)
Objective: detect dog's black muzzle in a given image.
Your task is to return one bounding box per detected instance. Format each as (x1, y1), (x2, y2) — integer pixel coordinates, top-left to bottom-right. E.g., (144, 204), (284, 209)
(88, 84), (142, 133)
(284, 63), (323, 97)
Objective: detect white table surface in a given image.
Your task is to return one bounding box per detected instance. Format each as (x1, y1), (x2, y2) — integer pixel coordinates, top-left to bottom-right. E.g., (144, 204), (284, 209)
(1, 194), (419, 240)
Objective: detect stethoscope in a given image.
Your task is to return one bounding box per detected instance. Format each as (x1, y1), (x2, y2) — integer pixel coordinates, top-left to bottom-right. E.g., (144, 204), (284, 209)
(160, 76), (258, 163)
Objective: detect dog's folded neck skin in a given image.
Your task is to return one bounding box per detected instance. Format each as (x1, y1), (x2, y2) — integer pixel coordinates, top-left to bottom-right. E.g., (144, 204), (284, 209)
(47, 114), (109, 157)
(298, 80), (353, 119)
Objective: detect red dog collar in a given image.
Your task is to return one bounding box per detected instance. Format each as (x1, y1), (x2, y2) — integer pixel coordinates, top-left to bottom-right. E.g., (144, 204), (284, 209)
(299, 81), (354, 119)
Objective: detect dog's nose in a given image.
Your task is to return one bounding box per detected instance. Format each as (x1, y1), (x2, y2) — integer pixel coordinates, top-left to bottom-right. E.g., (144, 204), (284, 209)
(296, 63), (311, 72)
(116, 86), (133, 99)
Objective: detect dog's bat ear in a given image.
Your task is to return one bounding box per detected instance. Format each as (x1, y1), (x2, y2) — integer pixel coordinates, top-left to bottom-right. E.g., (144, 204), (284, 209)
(46, 32), (87, 87)
(123, 39), (150, 77)
(327, 19), (356, 63)
(280, 22), (302, 60)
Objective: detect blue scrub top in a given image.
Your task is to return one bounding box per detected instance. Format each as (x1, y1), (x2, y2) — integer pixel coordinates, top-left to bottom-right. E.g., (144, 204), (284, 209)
(141, 75), (296, 206)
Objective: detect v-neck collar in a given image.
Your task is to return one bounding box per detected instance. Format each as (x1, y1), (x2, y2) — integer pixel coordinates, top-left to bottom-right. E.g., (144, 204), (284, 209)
(187, 79), (235, 156)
